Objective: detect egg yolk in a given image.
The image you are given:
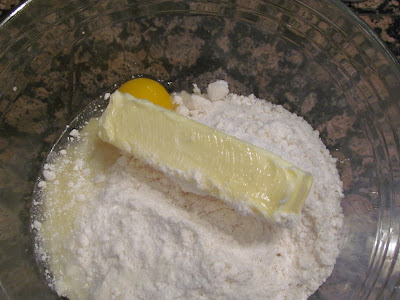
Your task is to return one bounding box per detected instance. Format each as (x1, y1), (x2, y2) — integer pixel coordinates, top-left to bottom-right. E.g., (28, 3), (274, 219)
(118, 78), (172, 110)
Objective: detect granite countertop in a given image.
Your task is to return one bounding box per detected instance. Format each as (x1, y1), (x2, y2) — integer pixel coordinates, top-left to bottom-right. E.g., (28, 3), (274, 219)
(0, 1), (399, 299)
(1, 0), (400, 62)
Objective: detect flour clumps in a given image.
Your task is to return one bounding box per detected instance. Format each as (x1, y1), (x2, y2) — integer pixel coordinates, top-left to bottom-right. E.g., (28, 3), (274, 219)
(207, 80), (229, 101)
(34, 81), (343, 300)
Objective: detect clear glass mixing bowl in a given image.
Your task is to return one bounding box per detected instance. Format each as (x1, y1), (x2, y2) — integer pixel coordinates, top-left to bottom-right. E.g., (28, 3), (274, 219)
(0, 0), (399, 299)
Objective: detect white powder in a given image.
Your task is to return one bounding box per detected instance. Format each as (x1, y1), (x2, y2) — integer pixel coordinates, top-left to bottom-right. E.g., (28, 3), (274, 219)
(206, 80), (229, 101)
(37, 181), (46, 188)
(42, 170), (56, 181)
(35, 81), (343, 300)
(69, 129), (80, 138)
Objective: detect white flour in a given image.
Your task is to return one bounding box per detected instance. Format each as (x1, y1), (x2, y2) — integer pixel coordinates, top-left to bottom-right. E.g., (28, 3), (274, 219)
(34, 81), (343, 300)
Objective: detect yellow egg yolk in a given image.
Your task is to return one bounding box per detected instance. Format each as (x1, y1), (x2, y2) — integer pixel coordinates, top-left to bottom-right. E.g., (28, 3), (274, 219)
(118, 78), (172, 109)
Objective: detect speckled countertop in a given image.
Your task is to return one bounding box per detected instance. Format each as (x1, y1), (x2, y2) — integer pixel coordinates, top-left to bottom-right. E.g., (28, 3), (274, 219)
(0, 0), (399, 299)
(1, 0), (399, 61)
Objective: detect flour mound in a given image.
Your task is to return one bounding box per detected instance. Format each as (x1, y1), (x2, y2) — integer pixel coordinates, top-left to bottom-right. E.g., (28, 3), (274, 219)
(35, 81), (343, 300)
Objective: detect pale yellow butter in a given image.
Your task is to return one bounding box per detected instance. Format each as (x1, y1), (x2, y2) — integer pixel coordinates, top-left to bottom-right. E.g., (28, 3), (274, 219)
(98, 91), (313, 226)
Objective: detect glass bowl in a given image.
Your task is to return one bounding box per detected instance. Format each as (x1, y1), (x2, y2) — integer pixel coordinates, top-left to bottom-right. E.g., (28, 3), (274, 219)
(0, 0), (399, 299)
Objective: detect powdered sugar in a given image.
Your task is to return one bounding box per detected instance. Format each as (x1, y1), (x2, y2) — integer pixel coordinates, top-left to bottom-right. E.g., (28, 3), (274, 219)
(42, 170), (56, 181)
(34, 81), (343, 300)
(206, 80), (229, 101)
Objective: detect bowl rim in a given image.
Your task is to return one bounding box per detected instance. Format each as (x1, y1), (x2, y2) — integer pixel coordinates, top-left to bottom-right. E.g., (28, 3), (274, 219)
(2, 0), (400, 73)
(0, 0), (399, 299)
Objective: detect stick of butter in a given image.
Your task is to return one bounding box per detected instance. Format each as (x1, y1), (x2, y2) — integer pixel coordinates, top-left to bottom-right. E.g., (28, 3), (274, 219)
(98, 91), (313, 227)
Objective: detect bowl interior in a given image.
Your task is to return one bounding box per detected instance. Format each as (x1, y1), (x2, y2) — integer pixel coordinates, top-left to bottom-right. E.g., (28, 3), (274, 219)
(0, 0), (399, 299)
